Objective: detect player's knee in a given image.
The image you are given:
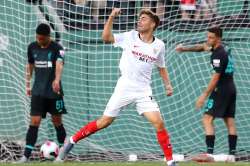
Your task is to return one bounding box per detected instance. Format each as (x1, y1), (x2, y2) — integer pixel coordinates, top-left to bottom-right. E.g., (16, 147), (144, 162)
(30, 119), (41, 126)
(225, 119), (237, 134)
(52, 120), (62, 127)
(226, 121), (235, 129)
(227, 124), (237, 135)
(51, 115), (62, 127)
(154, 120), (165, 131)
(202, 114), (213, 125)
(52, 119), (62, 127)
(228, 128), (237, 135)
(101, 119), (113, 128)
(97, 117), (114, 129)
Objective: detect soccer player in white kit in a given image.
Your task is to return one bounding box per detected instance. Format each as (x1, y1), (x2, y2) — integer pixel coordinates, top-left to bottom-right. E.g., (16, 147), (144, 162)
(56, 8), (176, 166)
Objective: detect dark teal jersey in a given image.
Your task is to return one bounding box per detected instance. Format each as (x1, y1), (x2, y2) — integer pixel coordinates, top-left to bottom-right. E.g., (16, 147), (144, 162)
(206, 45), (236, 118)
(211, 45), (234, 87)
(28, 41), (65, 98)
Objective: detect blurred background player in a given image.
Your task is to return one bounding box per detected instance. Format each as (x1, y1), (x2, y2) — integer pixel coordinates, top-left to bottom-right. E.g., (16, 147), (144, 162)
(17, 23), (67, 163)
(180, 0), (196, 20)
(56, 8), (177, 166)
(176, 26), (237, 161)
(195, 0), (217, 20)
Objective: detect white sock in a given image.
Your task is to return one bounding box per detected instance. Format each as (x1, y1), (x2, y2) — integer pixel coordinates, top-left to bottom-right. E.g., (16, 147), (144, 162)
(69, 136), (76, 144)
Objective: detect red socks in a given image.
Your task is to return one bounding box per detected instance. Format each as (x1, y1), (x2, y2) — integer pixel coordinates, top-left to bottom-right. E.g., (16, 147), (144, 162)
(72, 120), (99, 143)
(72, 121), (173, 161)
(157, 129), (173, 161)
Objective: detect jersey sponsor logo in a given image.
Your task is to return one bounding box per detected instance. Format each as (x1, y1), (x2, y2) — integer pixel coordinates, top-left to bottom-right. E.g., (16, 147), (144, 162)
(35, 61), (52, 68)
(133, 45), (140, 48)
(213, 59), (220, 67)
(131, 50), (157, 63)
(35, 61), (47, 68)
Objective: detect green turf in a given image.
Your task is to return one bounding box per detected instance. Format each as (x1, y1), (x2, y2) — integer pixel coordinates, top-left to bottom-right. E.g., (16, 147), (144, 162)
(0, 162), (248, 166)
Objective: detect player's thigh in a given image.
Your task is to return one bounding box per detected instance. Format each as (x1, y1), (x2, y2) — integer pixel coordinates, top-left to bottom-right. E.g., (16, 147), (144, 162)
(47, 97), (67, 118)
(136, 96), (160, 115)
(202, 113), (214, 125)
(30, 95), (46, 118)
(104, 92), (134, 117)
(202, 114), (215, 135)
(143, 111), (164, 130)
(224, 117), (236, 128)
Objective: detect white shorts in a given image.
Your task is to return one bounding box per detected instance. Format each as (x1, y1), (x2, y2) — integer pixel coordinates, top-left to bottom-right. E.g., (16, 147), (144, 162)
(103, 77), (160, 117)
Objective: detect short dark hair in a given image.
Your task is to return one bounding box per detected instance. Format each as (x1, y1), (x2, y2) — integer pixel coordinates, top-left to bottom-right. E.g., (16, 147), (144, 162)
(208, 26), (223, 38)
(139, 9), (160, 31)
(36, 23), (50, 36)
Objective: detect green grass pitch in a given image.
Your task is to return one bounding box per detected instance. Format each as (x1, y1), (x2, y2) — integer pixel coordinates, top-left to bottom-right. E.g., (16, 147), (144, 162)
(0, 162), (248, 166)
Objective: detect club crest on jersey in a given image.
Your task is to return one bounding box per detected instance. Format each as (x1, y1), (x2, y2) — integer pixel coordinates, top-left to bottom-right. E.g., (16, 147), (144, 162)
(213, 59), (220, 67)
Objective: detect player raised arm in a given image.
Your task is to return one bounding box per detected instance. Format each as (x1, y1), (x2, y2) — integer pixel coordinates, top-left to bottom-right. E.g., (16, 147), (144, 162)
(176, 43), (211, 52)
(102, 8), (121, 43)
(158, 67), (173, 96)
(25, 63), (34, 96)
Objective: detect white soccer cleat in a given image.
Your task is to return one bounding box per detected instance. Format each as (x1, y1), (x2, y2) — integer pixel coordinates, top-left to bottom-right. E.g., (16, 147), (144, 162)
(226, 155), (235, 162)
(54, 150), (64, 163)
(167, 160), (178, 166)
(54, 136), (75, 162)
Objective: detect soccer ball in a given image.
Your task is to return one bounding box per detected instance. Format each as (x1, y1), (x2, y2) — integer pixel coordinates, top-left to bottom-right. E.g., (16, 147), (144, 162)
(40, 140), (59, 160)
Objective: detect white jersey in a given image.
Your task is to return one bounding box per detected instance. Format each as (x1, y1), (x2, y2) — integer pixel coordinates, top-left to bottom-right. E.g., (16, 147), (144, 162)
(113, 30), (166, 92)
